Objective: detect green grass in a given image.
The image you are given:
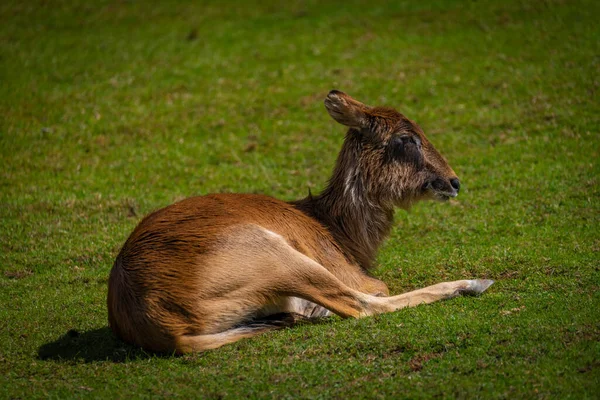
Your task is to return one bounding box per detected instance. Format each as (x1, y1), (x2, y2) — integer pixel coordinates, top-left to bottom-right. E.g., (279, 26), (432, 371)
(1, 0), (599, 398)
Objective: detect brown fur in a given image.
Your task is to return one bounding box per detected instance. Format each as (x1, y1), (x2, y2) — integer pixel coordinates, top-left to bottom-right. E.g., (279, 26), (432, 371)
(107, 90), (493, 353)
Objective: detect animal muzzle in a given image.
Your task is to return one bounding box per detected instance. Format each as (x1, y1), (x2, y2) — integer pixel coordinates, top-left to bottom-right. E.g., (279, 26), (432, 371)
(424, 177), (460, 200)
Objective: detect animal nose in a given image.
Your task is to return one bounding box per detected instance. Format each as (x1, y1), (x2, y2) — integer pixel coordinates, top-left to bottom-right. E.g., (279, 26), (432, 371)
(450, 178), (460, 192)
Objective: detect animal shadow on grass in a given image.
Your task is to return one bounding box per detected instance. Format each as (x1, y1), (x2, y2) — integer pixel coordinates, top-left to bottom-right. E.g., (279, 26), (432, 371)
(37, 327), (155, 363)
(37, 315), (330, 363)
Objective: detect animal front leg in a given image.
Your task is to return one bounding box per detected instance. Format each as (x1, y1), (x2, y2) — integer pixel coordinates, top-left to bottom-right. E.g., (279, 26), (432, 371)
(364, 279), (495, 314)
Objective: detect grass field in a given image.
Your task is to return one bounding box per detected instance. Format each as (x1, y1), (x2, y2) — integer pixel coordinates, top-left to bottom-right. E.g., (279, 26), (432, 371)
(1, 0), (599, 398)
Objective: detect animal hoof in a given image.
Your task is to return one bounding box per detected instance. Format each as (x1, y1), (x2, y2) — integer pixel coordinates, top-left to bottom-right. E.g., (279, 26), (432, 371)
(461, 279), (495, 296)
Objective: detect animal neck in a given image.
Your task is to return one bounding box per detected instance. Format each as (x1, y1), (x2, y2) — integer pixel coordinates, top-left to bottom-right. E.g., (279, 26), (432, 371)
(292, 133), (395, 270)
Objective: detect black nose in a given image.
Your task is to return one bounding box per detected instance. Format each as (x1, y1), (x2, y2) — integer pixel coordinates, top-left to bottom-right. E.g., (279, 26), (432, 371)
(450, 178), (460, 192)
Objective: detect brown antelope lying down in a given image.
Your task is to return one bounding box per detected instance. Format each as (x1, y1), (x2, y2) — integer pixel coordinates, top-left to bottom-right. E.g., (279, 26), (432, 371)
(107, 90), (493, 353)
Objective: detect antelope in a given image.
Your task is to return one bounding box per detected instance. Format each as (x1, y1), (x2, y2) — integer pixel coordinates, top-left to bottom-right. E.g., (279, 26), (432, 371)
(107, 90), (493, 353)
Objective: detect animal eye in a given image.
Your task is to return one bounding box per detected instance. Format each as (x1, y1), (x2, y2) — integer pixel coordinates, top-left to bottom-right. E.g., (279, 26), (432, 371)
(391, 136), (405, 149)
(386, 135), (423, 166)
(398, 135), (420, 148)
(390, 135), (420, 151)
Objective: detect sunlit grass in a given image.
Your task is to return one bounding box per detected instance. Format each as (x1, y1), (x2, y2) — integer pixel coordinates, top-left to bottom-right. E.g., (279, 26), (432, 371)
(1, 0), (598, 398)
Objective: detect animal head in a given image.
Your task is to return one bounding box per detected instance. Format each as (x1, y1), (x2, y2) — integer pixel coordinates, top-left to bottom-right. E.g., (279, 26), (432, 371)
(325, 90), (460, 208)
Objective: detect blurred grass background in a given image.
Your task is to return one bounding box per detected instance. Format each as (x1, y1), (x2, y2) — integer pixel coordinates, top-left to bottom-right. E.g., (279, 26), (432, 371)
(1, 0), (598, 398)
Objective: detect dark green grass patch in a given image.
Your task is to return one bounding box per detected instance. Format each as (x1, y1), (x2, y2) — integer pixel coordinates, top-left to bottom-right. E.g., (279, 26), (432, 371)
(1, 0), (599, 398)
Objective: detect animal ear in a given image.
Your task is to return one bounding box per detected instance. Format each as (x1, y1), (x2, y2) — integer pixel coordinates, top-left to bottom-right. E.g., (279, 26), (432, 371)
(324, 90), (370, 128)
